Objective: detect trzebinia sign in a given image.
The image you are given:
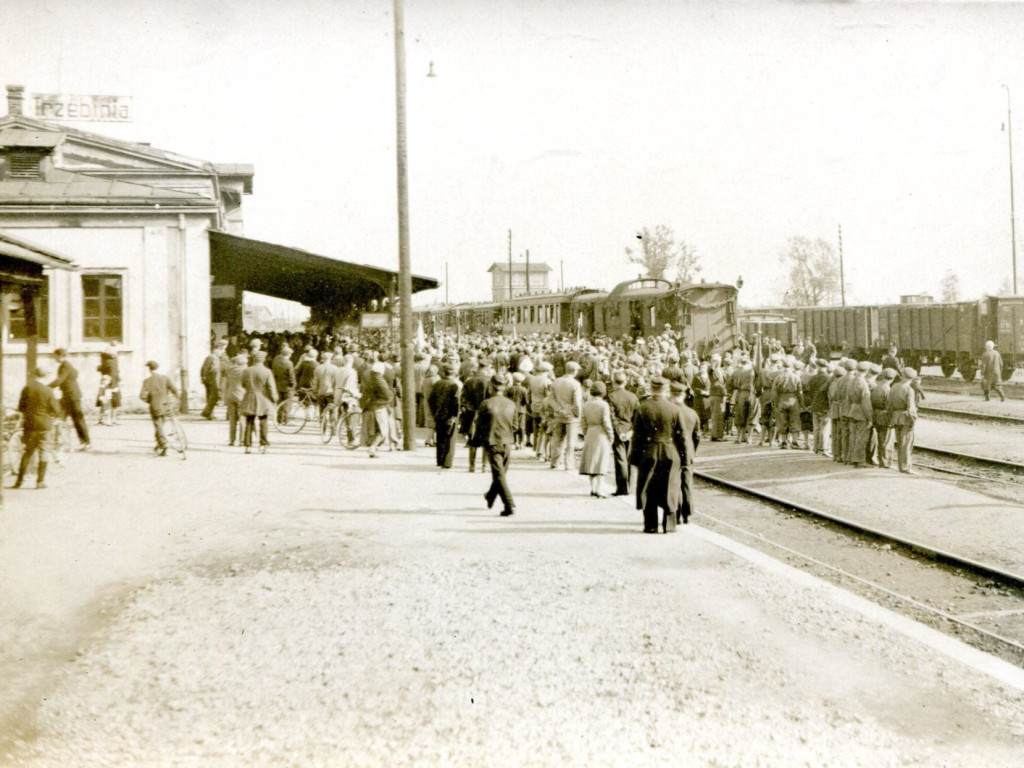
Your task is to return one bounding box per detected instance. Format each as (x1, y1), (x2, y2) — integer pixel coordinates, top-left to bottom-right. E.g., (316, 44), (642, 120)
(31, 93), (133, 123)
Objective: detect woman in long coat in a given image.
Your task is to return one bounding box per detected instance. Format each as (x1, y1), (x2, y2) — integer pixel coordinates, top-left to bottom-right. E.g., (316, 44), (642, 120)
(578, 381), (614, 497)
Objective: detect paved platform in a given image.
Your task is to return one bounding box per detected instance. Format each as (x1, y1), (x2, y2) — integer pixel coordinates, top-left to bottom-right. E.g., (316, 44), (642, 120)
(700, 435), (1024, 578)
(2, 416), (1024, 765)
(921, 391), (1024, 420)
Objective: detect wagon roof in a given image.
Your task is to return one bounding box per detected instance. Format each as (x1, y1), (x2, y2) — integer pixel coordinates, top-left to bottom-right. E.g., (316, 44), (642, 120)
(606, 278), (673, 302)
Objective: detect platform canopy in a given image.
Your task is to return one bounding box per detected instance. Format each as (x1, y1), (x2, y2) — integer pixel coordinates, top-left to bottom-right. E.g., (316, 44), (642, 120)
(209, 230), (439, 308)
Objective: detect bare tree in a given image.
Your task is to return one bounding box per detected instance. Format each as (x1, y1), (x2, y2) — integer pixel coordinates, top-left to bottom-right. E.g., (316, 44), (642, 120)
(940, 270), (960, 302)
(778, 236), (841, 306)
(625, 225), (702, 282)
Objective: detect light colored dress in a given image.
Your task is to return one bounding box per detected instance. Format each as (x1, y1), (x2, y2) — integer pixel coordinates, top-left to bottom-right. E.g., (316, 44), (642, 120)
(578, 398), (614, 476)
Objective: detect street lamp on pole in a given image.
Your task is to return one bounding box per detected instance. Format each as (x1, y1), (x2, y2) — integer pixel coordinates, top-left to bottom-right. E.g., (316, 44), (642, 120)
(1003, 84), (1018, 295)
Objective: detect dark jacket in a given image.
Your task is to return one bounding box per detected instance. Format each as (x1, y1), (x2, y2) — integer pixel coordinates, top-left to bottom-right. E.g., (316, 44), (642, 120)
(140, 373), (180, 417)
(19, 379), (61, 433)
(427, 378), (461, 425)
(361, 372), (394, 410)
(50, 359), (82, 401)
(472, 394), (516, 447)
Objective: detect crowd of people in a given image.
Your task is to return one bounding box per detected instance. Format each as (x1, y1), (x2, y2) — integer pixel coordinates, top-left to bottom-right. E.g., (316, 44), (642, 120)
(14, 325), (1007, 533)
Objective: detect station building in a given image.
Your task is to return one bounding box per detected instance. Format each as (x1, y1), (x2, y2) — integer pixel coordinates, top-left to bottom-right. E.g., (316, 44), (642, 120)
(0, 85), (437, 406)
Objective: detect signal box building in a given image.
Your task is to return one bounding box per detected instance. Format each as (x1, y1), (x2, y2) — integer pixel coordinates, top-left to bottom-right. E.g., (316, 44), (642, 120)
(488, 261), (551, 302)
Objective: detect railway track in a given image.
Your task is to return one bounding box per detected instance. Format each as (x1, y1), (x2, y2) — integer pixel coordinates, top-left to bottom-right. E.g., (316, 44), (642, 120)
(920, 405), (1024, 426)
(692, 467), (1024, 667)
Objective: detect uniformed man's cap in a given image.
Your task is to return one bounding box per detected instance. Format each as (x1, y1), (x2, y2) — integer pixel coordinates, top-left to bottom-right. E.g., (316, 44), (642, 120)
(146, 360), (159, 370)
(881, 368), (897, 380)
(856, 360), (871, 372)
(491, 372), (509, 388)
(870, 363), (882, 375)
(770, 353), (781, 362)
(669, 379), (686, 393)
(902, 367), (918, 379)
(793, 360), (804, 370)
(539, 362), (553, 372)
(842, 359), (856, 371)
(512, 371), (526, 383)
(650, 376), (668, 389)
(833, 368), (845, 377)
(441, 362), (457, 376)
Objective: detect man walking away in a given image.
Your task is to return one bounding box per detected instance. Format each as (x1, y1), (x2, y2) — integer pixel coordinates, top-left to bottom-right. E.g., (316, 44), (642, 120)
(475, 372), (517, 516)
(13, 367), (61, 489)
(428, 362), (461, 468)
(607, 370), (639, 496)
(139, 361), (180, 457)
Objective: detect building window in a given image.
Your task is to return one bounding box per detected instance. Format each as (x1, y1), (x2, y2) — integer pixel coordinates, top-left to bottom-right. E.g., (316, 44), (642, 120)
(82, 274), (123, 341)
(8, 280), (49, 342)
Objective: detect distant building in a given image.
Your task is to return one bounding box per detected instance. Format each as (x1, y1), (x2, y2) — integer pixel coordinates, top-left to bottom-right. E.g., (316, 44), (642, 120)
(487, 261), (552, 302)
(900, 293), (934, 304)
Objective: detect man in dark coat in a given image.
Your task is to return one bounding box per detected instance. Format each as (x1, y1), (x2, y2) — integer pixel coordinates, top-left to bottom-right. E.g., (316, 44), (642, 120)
(272, 344), (297, 422)
(49, 348), (91, 450)
(669, 379), (700, 525)
(200, 340), (227, 419)
(428, 363), (462, 469)
(460, 358), (494, 472)
(139, 360), (180, 456)
(14, 367), (61, 489)
(630, 377), (685, 534)
(474, 372), (517, 516)
(607, 370), (639, 496)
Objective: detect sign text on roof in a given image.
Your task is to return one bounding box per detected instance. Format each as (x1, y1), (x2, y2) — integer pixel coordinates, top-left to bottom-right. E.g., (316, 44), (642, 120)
(31, 94), (133, 123)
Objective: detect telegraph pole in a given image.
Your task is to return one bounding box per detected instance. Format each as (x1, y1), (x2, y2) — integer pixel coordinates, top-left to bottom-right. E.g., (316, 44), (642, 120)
(525, 249), (530, 295)
(393, 0), (415, 450)
(1004, 84), (1018, 294)
(838, 224), (846, 307)
(508, 229), (513, 300)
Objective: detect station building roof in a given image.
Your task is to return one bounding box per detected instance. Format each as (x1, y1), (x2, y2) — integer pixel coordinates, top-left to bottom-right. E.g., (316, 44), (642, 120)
(209, 230), (440, 309)
(0, 228), (76, 286)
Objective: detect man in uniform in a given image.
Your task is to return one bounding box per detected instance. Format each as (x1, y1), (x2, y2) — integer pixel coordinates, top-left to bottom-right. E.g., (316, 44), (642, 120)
(806, 359), (832, 455)
(728, 354), (756, 444)
(630, 377), (685, 534)
(669, 378), (699, 525)
(271, 343), (297, 421)
(869, 368), (896, 468)
(221, 352), (248, 446)
(13, 367), (61, 489)
(828, 363), (847, 462)
(772, 359), (802, 450)
(460, 358), (495, 472)
(888, 367), (918, 473)
(139, 360), (180, 457)
(845, 361), (873, 467)
(608, 370), (639, 496)
(474, 372), (517, 516)
(980, 340), (1006, 402)
(836, 358), (858, 462)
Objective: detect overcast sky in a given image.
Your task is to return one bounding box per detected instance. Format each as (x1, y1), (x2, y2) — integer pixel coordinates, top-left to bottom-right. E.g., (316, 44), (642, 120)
(3, 0), (1024, 307)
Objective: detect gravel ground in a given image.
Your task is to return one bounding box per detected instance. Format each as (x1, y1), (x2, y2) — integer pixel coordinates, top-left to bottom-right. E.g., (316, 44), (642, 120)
(3, 416), (1024, 766)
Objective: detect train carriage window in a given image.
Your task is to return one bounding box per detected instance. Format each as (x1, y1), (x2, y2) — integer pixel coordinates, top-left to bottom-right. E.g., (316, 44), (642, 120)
(650, 306), (656, 327)
(681, 302), (692, 327)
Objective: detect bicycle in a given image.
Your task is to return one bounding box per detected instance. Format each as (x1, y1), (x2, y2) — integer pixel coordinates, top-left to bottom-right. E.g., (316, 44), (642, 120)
(320, 400), (362, 448)
(273, 388), (319, 434)
(7, 419), (71, 476)
(162, 397), (188, 459)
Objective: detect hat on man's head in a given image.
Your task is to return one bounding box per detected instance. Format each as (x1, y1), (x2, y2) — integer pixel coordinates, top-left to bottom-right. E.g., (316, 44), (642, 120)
(833, 367), (845, 377)
(856, 360), (871, 372)
(253, 350), (268, 362)
(370, 361), (386, 374)
(902, 367), (918, 379)
(881, 368), (897, 380)
(669, 379), (686, 393)
(146, 360), (159, 370)
(565, 361), (580, 373)
(441, 362), (457, 376)
(491, 372), (509, 388)
(512, 371), (526, 383)
(649, 376), (669, 389)
(842, 359), (856, 371)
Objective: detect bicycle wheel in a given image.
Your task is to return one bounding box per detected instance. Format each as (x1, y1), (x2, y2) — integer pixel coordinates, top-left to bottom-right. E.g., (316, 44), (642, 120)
(166, 416), (188, 457)
(273, 398), (307, 434)
(320, 405), (336, 444)
(6, 429), (25, 475)
(342, 409), (362, 448)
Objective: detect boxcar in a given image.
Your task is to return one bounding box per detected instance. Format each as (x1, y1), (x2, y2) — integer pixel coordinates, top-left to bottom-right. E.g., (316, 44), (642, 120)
(670, 282), (739, 353)
(739, 311), (797, 349)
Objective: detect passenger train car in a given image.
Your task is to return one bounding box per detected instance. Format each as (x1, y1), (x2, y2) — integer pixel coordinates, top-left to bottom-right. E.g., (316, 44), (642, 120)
(741, 296), (1024, 380)
(415, 279), (741, 352)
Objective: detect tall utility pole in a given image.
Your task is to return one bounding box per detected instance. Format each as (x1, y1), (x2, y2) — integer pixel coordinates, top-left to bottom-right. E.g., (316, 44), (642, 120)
(560, 260), (564, 291)
(445, 261), (449, 304)
(393, 0), (415, 451)
(525, 249), (531, 295)
(1004, 84), (1018, 294)
(837, 224), (846, 307)
(507, 229), (513, 300)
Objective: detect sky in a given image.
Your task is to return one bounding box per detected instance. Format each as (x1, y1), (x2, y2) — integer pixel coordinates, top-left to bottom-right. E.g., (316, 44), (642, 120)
(3, 0), (1024, 308)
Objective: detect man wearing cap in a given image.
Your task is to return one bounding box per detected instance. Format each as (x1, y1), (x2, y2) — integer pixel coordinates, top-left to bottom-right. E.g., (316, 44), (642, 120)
(980, 340), (1006, 402)
(869, 368), (896, 468)
(428, 362), (462, 468)
(200, 339), (228, 419)
(13, 367), (61, 489)
(668, 378), (699, 524)
(708, 355), (727, 441)
(241, 350), (278, 454)
(221, 352), (248, 446)
(772, 359), (802, 449)
(828, 363), (848, 461)
(474, 372), (517, 516)
(608, 370), (640, 496)
(528, 362), (553, 460)
(806, 360), (832, 455)
(728, 355), (756, 444)
(271, 344), (297, 424)
(630, 377), (685, 533)
(549, 360), (583, 470)
(887, 368), (918, 473)
(843, 361), (873, 467)
(139, 360), (180, 457)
